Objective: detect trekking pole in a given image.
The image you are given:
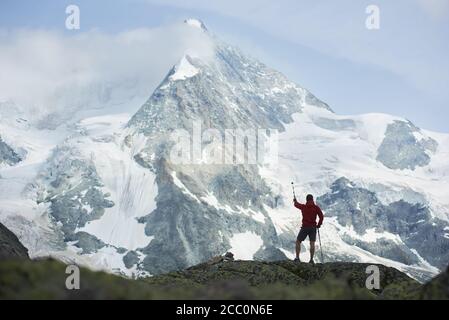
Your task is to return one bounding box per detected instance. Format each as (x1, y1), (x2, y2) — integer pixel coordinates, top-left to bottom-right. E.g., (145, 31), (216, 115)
(317, 228), (324, 263)
(291, 182), (296, 200)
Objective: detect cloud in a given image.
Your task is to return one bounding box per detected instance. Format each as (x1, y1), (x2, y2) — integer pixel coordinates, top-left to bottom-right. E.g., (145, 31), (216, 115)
(0, 22), (214, 127)
(417, 0), (449, 20)
(144, 0), (449, 98)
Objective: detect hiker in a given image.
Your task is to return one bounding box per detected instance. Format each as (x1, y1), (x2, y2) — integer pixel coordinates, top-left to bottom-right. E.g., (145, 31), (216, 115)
(293, 194), (324, 264)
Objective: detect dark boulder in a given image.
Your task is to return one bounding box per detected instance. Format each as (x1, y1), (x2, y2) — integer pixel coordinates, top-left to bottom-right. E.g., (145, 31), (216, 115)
(0, 222), (29, 260)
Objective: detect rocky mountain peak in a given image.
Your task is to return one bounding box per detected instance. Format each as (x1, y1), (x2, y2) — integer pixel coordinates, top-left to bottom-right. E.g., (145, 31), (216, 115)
(184, 18), (208, 32)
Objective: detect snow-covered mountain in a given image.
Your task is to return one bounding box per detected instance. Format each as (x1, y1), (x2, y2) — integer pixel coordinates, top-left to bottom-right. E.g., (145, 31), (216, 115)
(0, 19), (448, 281)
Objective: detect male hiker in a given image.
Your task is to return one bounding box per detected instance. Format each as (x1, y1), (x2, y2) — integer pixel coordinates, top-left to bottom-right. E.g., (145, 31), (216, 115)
(293, 194), (324, 264)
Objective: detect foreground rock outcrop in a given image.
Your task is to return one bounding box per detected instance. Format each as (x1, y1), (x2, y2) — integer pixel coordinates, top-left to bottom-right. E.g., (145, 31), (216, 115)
(2, 255), (447, 300)
(0, 224), (449, 299)
(0, 222), (29, 260)
(418, 265), (449, 299)
(0, 225), (447, 300)
(146, 258), (421, 299)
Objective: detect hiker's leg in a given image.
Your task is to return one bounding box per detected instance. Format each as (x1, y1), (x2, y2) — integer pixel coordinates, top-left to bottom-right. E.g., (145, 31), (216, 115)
(309, 241), (315, 260)
(295, 240), (301, 259)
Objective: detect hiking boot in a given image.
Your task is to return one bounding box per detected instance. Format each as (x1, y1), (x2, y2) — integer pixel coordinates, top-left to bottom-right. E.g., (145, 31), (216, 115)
(309, 259), (315, 265)
(293, 257), (301, 263)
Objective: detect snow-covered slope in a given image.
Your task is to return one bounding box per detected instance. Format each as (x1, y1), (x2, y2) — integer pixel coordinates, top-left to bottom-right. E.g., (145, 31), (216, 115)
(0, 19), (448, 281)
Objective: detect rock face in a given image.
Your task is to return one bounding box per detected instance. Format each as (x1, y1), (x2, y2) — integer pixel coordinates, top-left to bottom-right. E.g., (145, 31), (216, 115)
(0, 222), (29, 260)
(180, 259), (413, 286)
(0, 136), (21, 166)
(419, 264), (449, 299)
(318, 178), (449, 270)
(36, 144), (114, 254)
(123, 41), (332, 275)
(21, 141), (125, 261)
(376, 120), (438, 170)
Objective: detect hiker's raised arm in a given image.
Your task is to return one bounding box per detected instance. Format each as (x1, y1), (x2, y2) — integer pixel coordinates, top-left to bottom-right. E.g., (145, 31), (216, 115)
(293, 199), (304, 210)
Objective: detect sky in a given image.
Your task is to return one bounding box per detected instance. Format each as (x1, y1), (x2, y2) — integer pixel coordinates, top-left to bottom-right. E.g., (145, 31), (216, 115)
(0, 0), (448, 132)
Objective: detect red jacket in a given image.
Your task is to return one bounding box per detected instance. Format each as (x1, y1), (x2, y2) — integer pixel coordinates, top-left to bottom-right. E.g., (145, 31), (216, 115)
(294, 199), (324, 228)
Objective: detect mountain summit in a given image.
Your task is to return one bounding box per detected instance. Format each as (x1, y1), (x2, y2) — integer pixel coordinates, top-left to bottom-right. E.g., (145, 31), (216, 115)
(184, 18), (208, 31)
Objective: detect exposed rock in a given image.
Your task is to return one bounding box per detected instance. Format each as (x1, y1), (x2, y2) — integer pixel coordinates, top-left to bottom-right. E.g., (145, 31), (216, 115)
(0, 222), (29, 260)
(34, 144), (114, 252)
(138, 159), (283, 275)
(206, 255), (225, 265)
(122, 43), (326, 274)
(65, 232), (106, 254)
(377, 120), (437, 170)
(0, 136), (21, 166)
(254, 246), (288, 261)
(311, 117), (356, 131)
(123, 251), (140, 269)
(224, 252), (234, 261)
(318, 177), (449, 271)
(193, 252), (234, 267)
(418, 264), (449, 299)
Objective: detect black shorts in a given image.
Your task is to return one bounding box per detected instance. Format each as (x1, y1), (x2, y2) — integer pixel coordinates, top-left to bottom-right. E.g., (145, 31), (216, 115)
(297, 227), (317, 242)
